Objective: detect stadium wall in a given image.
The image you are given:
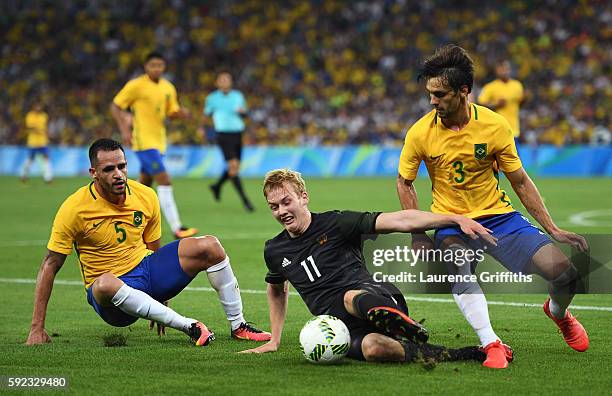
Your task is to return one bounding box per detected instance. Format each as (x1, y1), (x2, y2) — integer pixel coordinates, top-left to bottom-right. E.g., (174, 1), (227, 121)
(1, 145), (611, 177)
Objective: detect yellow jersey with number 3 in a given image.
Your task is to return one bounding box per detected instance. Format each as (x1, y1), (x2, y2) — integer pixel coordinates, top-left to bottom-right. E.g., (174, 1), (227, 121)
(112, 74), (180, 153)
(478, 78), (524, 137)
(47, 180), (161, 288)
(398, 104), (522, 219)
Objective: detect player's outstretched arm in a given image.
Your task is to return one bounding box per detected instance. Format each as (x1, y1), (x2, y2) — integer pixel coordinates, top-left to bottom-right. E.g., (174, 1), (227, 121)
(26, 250), (67, 345)
(505, 167), (587, 251)
(375, 210), (497, 245)
(396, 175), (434, 250)
(240, 282), (288, 354)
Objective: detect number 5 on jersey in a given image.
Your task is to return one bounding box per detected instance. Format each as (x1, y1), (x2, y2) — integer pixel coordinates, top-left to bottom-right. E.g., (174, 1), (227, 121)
(114, 222), (127, 243)
(300, 255), (321, 282)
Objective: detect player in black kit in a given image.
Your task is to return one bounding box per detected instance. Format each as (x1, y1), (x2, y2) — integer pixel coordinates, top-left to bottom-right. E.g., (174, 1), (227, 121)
(241, 169), (497, 364)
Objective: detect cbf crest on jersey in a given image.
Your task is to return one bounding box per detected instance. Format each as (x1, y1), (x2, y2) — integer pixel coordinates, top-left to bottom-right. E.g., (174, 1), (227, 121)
(474, 143), (487, 160)
(134, 211), (143, 226)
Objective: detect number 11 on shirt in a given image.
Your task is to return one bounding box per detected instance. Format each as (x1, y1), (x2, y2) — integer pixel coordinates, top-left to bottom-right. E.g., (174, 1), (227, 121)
(300, 255), (321, 282)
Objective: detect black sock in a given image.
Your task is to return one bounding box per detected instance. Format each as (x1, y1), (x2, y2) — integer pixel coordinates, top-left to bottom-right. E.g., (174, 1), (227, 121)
(215, 170), (230, 188)
(401, 341), (485, 363)
(230, 176), (251, 205)
(352, 292), (399, 320)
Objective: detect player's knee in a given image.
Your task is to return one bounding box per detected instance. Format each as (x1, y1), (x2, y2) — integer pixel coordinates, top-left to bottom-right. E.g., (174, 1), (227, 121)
(93, 273), (122, 300)
(156, 173), (171, 185)
(343, 290), (361, 313)
(550, 265), (579, 294)
(361, 334), (388, 362)
(197, 235), (226, 266)
(228, 161), (239, 176)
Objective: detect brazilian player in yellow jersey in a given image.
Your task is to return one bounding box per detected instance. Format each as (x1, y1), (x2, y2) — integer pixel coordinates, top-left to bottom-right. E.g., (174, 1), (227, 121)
(478, 60), (525, 140)
(110, 51), (197, 239)
(20, 101), (53, 183)
(397, 45), (589, 369)
(26, 139), (271, 346)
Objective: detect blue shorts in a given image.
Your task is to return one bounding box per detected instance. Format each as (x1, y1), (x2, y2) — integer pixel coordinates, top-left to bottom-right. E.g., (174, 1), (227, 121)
(86, 240), (193, 327)
(28, 146), (49, 159)
(434, 211), (552, 274)
(135, 149), (166, 175)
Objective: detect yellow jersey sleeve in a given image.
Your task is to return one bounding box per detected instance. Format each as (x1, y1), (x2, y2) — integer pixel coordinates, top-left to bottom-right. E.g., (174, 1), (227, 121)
(166, 82), (180, 116)
(47, 196), (78, 255)
(495, 119), (523, 173)
(477, 84), (492, 105)
(113, 79), (138, 110)
(398, 127), (424, 180)
(517, 80), (524, 100)
(143, 190), (162, 243)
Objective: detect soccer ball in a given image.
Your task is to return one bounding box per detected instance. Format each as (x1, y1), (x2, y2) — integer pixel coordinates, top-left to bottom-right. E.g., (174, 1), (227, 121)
(299, 315), (351, 364)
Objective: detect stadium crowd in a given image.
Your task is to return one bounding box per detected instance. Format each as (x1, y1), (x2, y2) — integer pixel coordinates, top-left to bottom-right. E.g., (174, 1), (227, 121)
(0, 0), (610, 146)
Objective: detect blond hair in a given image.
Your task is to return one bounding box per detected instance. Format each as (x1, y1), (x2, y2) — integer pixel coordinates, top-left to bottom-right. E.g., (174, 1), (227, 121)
(263, 169), (307, 197)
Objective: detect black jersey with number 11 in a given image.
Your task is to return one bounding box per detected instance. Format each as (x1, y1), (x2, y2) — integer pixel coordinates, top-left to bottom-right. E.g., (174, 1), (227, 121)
(264, 210), (381, 315)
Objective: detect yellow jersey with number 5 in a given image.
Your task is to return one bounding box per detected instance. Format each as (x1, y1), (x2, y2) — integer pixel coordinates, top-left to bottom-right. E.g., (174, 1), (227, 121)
(398, 104), (522, 219)
(112, 74), (180, 153)
(47, 180), (161, 288)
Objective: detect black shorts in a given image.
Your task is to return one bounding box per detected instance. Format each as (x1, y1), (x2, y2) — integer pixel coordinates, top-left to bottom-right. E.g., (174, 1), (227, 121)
(326, 281), (409, 361)
(216, 132), (243, 161)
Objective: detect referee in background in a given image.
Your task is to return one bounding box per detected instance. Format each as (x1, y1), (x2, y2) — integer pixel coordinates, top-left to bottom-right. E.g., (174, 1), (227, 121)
(202, 72), (254, 212)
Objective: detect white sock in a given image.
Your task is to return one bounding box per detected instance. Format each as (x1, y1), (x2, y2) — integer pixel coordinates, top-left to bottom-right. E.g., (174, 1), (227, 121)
(21, 158), (32, 178)
(43, 158), (52, 182)
(453, 293), (500, 346)
(111, 284), (195, 333)
(157, 185), (182, 233)
(549, 297), (569, 320)
(206, 256), (244, 330)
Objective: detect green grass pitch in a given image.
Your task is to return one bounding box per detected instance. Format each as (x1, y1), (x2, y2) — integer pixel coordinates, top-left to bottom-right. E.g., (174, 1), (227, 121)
(1, 175), (611, 395)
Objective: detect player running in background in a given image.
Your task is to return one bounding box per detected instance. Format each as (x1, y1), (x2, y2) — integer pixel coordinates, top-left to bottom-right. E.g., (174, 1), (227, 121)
(110, 51), (197, 239)
(20, 101), (53, 183)
(397, 45), (589, 369)
(242, 169), (495, 365)
(202, 72), (254, 212)
(478, 59), (525, 148)
(26, 138), (270, 346)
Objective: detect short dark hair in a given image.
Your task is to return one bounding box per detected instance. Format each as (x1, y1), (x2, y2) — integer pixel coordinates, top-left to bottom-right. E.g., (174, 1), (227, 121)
(417, 44), (475, 93)
(89, 138), (125, 166)
(145, 51), (165, 63)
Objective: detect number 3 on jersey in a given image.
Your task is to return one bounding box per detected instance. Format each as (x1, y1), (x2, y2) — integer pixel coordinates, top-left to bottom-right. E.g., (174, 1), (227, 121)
(300, 255), (321, 282)
(452, 160), (465, 183)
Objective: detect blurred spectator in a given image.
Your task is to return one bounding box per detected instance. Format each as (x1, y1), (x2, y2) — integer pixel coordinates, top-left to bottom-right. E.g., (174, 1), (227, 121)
(478, 60), (524, 148)
(0, 0), (609, 146)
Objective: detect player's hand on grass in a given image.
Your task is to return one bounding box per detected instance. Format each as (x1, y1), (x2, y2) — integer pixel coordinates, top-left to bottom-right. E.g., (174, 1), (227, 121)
(239, 341), (279, 354)
(148, 301), (168, 336)
(454, 216), (498, 246)
(26, 327), (51, 345)
(551, 229), (588, 252)
(149, 320), (166, 336)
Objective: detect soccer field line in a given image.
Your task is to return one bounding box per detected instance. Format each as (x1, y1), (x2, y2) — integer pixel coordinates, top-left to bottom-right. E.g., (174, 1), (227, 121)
(2, 277), (612, 313)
